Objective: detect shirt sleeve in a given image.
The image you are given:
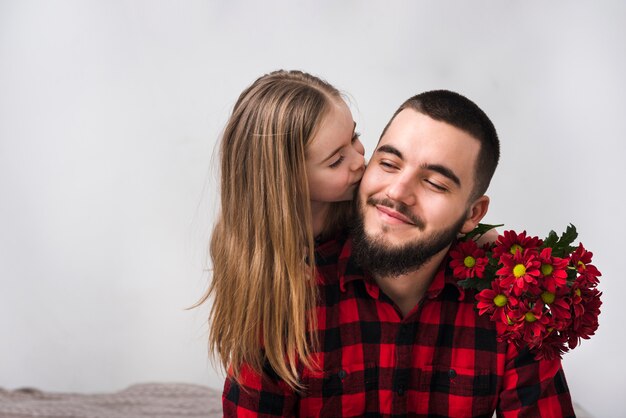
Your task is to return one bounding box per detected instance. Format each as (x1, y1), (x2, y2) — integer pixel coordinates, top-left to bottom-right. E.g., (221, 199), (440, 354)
(222, 362), (298, 417)
(497, 345), (575, 418)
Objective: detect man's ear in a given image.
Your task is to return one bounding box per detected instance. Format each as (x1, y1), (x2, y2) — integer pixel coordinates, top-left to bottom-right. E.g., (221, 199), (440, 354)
(460, 195), (490, 234)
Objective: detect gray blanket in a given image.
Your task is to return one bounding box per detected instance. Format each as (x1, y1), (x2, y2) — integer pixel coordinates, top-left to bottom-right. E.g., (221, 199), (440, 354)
(0, 383), (221, 418)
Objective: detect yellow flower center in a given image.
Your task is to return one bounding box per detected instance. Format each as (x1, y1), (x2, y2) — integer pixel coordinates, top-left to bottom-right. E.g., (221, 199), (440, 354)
(510, 244), (523, 255)
(575, 288), (581, 297)
(541, 291), (555, 304)
(463, 256), (476, 268)
(513, 264), (526, 278)
(493, 294), (507, 307)
(578, 261), (586, 270)
(525, 312), (537, 322)
(541, 264), (553, 276)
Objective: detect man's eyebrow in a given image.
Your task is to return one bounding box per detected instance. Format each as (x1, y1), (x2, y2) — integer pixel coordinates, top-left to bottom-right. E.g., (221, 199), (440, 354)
(375, 144), (403, 159)
(423, 163), (461, 187)
(376, 144), (461, 187)
(320, 121), (357, 163)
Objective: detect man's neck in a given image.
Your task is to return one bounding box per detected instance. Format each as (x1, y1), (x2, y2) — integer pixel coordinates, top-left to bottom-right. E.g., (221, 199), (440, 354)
(373, 247), (449, 318)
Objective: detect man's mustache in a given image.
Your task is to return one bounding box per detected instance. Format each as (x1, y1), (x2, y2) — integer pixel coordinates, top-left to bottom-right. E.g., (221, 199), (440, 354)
(365, 197), (425, 230)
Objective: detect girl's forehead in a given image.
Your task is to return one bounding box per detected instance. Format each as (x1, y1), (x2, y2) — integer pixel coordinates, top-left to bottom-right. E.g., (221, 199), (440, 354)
(306, 103), (355, 160)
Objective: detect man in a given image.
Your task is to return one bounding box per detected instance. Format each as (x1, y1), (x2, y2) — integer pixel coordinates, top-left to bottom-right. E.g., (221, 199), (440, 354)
(223, 90), (574, 417)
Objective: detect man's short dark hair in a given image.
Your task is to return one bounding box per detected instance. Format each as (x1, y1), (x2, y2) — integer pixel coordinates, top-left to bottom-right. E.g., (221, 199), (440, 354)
(380, 90), (500, 199)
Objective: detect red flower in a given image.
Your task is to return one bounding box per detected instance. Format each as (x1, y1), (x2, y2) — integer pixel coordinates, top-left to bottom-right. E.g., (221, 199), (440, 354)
(537, 247), (569, 293)
(570, 285), (585, 319)
(540, 286), (571, 330)
(515, 301), (551, 347)
(496, 250), (542, 296)
(449, 240), (488, 279)
(476, 281), (516, 325)
(533, 331), (570, 360)
(570, 243), (601, 287)
(492, 230), (543, 259)
(568, 287), (602, 349)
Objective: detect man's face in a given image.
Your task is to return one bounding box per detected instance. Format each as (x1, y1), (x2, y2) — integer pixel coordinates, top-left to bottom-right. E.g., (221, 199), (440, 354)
(353, 109), (486, 276)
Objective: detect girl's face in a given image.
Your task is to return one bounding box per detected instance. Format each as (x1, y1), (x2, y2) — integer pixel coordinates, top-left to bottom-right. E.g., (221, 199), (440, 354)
(305, 99), (365, 204)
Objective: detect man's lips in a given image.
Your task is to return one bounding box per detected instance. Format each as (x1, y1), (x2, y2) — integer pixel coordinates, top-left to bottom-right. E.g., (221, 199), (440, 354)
(375, 204), (416, 225)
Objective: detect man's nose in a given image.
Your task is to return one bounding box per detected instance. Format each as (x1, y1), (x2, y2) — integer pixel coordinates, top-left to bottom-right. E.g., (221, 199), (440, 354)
(385, 177), (416, 206)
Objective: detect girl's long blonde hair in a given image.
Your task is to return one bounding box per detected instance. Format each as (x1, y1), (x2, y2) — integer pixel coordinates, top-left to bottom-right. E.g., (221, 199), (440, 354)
(198, 70), (349, 389)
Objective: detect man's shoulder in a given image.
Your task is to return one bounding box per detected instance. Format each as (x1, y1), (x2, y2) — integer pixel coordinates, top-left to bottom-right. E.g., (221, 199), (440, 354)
(439, 284), (499, 329)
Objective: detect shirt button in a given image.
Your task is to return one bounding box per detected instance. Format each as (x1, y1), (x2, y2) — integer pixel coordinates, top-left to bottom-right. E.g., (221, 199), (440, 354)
(397, 385), (405, 396)
(448, 369), (457, 379)
(338, 369), (347, 379)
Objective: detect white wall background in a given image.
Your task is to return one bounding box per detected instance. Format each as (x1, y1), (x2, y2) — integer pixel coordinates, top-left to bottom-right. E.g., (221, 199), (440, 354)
(1, 1), (624, 415)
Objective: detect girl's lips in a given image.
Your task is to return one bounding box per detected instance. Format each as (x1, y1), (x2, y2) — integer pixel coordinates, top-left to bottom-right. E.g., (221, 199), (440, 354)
(375, 205), (415, 225)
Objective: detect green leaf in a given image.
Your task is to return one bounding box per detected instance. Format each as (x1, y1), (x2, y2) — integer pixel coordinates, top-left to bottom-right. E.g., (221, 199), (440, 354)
(475, 279), (494, 292)
(560, 224), (578, 247)
(543, 230), (559, 248)
(544, 224), (579, 258)
(463, 223), (504, 242)
(566, 267), (578, 285)
(456, 278), (477, 289)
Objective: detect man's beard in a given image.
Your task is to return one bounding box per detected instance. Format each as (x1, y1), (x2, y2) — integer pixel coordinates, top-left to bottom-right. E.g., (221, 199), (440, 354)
(351, 197), (467, 278)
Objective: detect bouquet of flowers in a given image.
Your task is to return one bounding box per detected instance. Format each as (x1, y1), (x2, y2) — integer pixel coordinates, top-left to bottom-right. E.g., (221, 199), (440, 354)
(450, 224), (602, 360)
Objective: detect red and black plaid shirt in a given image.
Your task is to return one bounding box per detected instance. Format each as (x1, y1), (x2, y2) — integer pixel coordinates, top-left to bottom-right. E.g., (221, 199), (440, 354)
(223, 233), (574, 417)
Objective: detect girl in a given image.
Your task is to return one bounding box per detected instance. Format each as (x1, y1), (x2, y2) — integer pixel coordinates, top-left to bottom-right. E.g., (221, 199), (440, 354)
(198, 70), (365, 390)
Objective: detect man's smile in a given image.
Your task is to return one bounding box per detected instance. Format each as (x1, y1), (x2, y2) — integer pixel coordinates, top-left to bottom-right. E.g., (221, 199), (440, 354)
(365, 197), (425, 230)
(375, 204), (416, 225)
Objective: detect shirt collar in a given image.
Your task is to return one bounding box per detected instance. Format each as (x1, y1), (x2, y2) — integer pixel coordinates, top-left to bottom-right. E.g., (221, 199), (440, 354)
(338, 237), (466, 301)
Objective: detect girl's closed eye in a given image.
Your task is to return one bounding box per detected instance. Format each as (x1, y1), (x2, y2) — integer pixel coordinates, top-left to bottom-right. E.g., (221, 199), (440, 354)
(329, 132), (359, 168)
(329, 155), (345, 168)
